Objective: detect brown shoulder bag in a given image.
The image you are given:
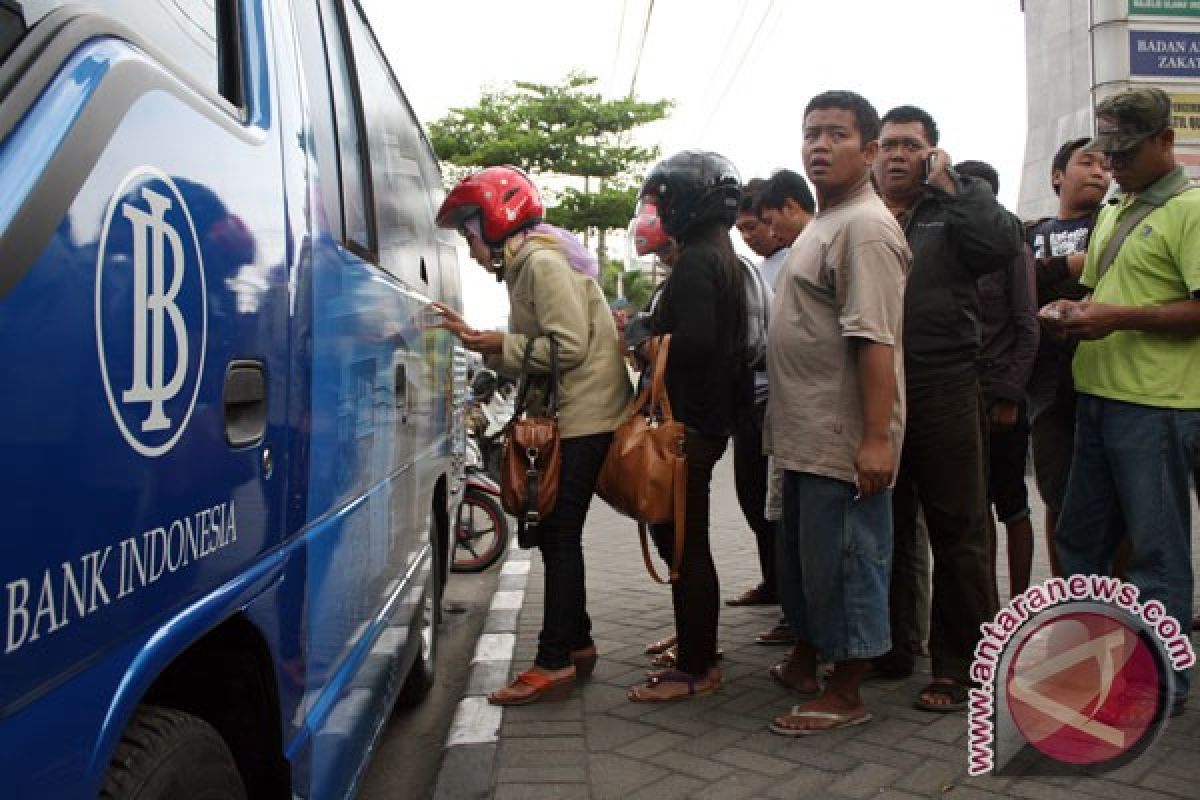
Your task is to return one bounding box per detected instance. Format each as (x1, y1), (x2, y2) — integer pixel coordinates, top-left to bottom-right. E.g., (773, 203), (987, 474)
(596, 335), (688, 583)
(501, 337), (562, 548)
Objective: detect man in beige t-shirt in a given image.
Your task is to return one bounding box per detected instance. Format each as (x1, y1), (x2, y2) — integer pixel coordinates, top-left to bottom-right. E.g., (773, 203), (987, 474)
(764, 90), (909, 736)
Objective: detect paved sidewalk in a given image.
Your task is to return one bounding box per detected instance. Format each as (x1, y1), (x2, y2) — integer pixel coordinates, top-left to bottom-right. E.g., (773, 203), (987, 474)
(436, 455), (1200, 799)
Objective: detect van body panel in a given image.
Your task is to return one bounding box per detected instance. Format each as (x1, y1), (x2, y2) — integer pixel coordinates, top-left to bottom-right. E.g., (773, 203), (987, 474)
(0, 2), (463, 797)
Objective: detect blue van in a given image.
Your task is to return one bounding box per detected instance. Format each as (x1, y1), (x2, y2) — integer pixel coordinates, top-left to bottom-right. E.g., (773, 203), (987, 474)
(0, 1), (467, 797)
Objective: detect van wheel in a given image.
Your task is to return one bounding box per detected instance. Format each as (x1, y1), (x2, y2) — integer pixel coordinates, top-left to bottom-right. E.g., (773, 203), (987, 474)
(398, 517), (442, 708)
(101, 705), (246, 800)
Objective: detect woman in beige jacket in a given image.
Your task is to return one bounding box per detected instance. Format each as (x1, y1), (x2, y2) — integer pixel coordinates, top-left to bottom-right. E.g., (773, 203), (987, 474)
(432, 167), (632, 705)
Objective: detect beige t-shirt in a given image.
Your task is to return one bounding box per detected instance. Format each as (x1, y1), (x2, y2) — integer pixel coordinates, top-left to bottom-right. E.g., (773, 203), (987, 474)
(764, 181), (910, 485)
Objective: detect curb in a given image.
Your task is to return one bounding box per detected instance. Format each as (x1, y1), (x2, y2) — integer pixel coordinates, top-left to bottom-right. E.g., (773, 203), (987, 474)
(431, 540), (531, 799)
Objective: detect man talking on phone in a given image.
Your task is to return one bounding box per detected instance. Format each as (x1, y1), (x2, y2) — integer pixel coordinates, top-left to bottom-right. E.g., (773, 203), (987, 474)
(870, 105), (1022, 712)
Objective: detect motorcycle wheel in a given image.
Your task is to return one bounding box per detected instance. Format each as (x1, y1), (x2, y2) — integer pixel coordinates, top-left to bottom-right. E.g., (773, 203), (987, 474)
(452, 488), (510, 573)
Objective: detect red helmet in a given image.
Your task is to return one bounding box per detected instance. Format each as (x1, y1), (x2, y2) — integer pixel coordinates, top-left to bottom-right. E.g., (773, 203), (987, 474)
(631, 201), (669, 256)
(435, 166), (544, 245)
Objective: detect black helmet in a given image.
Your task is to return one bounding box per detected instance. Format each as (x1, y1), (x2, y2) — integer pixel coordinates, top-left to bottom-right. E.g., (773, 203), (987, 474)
(639, 150), (741, 239)
(470, 368), (498, 401)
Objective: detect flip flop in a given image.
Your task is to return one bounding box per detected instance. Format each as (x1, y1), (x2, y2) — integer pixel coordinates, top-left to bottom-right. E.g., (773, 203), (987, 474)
(768, 662), (820, 696)
(488, 669), (575, 706)
(769, 708), (873, 737)
(914, 681), (969, 713)
(628, 669), (720, 703)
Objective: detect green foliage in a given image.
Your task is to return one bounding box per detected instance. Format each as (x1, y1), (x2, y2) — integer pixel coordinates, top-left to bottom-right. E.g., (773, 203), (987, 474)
(545, 185), (640, 236)
(600, 258), (654, 311)
(429, 73), (671, 238)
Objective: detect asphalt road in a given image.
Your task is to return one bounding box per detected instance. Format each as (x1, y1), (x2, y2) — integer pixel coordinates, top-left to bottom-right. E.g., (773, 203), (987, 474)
(357, 560), (502, 800)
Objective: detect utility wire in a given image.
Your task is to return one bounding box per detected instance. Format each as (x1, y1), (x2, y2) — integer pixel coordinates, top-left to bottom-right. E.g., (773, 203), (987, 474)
(610, 0), (630, 96)
(627, 0), (656, 98)
(697, 0), (777, 135)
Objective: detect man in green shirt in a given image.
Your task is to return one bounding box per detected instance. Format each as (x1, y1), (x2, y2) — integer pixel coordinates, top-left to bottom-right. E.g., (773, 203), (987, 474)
(1042, 87), (1200, 715)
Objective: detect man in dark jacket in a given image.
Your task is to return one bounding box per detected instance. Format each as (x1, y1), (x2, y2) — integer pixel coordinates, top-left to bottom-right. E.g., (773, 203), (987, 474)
(871, 106), (1022, 712)
(957, 160), (1039, 598)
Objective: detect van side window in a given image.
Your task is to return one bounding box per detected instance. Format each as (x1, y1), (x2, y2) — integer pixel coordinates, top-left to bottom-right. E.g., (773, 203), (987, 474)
(344, 5), (437, 286)
(317, 0), (373, 254)
(21, 0), (242, 105)
(290, 0), (344, 241)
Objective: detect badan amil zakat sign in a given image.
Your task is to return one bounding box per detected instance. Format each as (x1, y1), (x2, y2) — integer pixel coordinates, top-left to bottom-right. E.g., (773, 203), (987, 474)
(1130, 30), (1200, 77)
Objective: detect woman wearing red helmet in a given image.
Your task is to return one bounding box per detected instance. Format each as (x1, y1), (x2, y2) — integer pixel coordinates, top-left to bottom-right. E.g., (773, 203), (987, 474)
(430, 166), (633, 705)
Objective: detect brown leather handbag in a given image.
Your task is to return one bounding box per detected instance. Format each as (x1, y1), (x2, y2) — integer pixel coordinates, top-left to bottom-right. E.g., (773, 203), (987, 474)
(500, 337), (562, 548)
(596, 336), (688, 584)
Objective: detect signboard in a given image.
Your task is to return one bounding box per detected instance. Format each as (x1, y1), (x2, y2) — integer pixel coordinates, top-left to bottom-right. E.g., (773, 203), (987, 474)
(1130, 30), (1200, 77)
(1170, 92), (1200, 143)
(1130, 0), (1200, 16)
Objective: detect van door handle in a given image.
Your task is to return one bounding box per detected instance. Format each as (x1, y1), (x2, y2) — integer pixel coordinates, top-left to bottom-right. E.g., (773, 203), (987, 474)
(395, 363), (408, 424)
(224, 361), (267, 447)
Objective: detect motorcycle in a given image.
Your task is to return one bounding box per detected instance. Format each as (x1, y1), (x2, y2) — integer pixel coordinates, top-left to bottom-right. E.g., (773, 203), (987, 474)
(452, 384), (512, 573)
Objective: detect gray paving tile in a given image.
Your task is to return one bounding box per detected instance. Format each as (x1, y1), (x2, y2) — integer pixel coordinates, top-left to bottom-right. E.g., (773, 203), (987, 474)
(764, 767), (839, 799)
(689, 771), (774, 800)
(503, 720), (585, 738)
(497, 765), (589, 783)
(827, 762), (903, 799)
(709, 747), (796, 777)
(892, 758), (964, 794)
(501, 736), (586, 754)
(612, 729), (688, 758)
(647, 749), (735, 782)
(625, 774), (707, 800)
(493, 783), (590, 800)
(588, 753), (668, 800)
(584, 714), (660, 752)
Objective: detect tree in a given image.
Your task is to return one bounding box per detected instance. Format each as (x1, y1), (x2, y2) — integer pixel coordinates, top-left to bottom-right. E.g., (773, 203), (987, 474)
(599, 259), (654, 312)
(428, 73), (671, 271)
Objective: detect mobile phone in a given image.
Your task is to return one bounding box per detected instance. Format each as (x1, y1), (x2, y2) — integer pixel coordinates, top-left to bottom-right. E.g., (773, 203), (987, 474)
(922, 153), (938, 183)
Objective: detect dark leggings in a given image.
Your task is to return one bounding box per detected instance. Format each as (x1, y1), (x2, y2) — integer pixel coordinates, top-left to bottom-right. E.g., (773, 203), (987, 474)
(534, 431), (613, 669)
(733, 399), (776, 598)
(650, 430), (728, 676)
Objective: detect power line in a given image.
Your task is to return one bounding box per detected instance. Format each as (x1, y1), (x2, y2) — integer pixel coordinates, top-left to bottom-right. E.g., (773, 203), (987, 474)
(698, 0), (777, 135)
(610, 0), (630, 95)
(627, 0), (656, 98)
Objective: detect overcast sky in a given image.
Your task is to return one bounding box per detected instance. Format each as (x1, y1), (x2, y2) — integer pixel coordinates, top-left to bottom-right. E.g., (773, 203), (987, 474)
(361, 0), (1029, 327)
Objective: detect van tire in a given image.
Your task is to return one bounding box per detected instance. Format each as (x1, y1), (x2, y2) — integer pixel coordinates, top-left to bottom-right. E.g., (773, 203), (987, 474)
(397, 516), (443, 708)
(101, 705), (247, 800)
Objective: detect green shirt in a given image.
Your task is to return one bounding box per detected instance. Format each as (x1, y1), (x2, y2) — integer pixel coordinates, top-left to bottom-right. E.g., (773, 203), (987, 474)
(1073, 167), (1200, 409)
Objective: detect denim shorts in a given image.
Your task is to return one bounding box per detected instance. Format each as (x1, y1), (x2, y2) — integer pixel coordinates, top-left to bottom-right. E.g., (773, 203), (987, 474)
(778, 470), (893, 662)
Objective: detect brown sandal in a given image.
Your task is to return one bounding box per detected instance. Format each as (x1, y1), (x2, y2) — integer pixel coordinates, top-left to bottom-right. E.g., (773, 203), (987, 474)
(571, 646), (598, 680)
(488, 669), (575, 706)
(628, 669), (720, 703)
(649, 645), (724, 669)
(644, 635), (677, 655)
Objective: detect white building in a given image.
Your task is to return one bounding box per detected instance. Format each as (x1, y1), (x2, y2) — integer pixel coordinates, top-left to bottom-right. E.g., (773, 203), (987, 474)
(1019, 0), (1200, 220)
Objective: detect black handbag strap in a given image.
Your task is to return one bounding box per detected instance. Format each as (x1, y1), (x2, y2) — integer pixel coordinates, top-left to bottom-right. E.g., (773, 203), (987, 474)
(513, 336), (560, 419)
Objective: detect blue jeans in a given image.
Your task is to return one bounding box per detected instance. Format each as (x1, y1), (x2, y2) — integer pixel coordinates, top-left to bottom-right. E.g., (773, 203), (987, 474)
(1056, 395), (1200, 704)
(778, 470), (893, 662)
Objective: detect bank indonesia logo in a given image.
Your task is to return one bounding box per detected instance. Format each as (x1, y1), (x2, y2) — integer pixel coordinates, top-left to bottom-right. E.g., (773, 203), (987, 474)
(96, 167), (206, 457)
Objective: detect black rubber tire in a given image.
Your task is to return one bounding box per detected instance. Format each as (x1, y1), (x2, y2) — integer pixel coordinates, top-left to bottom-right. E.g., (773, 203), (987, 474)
(397, 513), (442, 708)
(100, 705), (246, 800)
(451, 489), (509, 573)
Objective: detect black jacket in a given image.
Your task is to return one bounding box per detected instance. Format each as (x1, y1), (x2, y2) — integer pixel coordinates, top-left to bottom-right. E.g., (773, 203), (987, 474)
(651, 232), (745, 437)
(901, 172), (1024, 386)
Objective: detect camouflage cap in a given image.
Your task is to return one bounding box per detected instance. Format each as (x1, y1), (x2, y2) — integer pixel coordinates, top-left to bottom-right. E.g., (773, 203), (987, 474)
(1086, 87), (1172, 154)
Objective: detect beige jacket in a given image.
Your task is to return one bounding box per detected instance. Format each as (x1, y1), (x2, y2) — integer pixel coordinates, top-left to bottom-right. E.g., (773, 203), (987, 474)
(486, 236), (633, 438)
